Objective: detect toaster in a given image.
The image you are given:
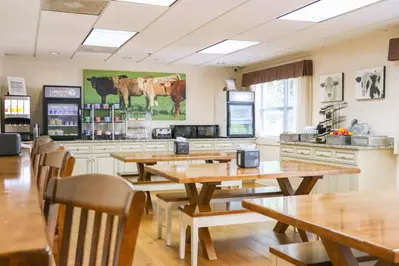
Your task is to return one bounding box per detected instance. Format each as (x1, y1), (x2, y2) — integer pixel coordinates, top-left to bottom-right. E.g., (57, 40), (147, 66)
(236, 149), (260, 168)
(152, 128), (172, 139)
(174, 141), (189, 154)
(0, 133), (21, 156)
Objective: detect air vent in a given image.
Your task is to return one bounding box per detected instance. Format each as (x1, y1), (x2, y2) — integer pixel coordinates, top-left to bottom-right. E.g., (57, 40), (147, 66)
(41, 0), (109, 15)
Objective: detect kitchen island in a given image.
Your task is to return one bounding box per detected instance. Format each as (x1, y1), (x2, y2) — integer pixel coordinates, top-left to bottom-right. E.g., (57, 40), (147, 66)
(279, 141), (396, 192)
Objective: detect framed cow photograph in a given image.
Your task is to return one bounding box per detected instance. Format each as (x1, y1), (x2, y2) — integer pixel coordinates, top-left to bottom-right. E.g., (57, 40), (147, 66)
(83, 69), (186, 120)
(320, 73), (344, 102)
(355, 66), (386, 100)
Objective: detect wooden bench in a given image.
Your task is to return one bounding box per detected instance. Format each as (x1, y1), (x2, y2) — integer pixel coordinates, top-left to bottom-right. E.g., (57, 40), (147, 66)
(270, 241), (377, 266)
(157, 186), (282, 246)
(178, 197), (285, 266)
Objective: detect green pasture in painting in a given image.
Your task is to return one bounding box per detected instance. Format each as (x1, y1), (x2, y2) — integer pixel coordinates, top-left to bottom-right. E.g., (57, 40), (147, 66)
(83, 69), (186, 120)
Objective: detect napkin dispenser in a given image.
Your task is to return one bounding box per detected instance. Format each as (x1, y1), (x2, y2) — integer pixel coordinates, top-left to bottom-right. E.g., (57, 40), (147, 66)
(174, 141), (189, 154)
(237, 149), (260, 168)
(0, 133), (21, 156)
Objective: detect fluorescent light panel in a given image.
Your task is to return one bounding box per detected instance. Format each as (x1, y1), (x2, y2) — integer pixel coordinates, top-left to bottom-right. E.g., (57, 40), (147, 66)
(199, 40), (260, 55)
(83, 29), (137, 48)
(115, 0), (177, 6)
(279, 0), (382, 22)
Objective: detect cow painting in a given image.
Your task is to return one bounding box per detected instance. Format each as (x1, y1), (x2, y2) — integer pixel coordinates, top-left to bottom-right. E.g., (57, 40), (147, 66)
(162, 80), (186, 116)
(355, 66), (386, 100)
(137, 74), (181, 111)
(320, 73), (344, 102)
(86, 75), (128, 106)
(83, 70), (186, 120)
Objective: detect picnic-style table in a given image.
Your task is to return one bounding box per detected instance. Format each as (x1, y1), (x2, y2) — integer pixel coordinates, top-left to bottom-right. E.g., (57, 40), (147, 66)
(243, 189), (399, 266)
(111, 151), (236, 213)
(145, 160), (360, 261)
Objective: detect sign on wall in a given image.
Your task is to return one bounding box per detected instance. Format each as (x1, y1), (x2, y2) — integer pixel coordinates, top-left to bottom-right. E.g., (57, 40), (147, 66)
(83, 69), (187, 120)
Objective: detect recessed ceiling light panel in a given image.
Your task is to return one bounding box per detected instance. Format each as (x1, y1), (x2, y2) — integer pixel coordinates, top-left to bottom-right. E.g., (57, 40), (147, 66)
(279, 0), (382, 23)
(115, 0), (177, 6)
(83, 29), (137, 48)
(199, 40), (260, 55)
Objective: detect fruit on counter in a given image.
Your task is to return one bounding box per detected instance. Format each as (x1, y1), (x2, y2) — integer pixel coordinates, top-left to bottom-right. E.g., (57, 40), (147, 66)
(330, 128), (354, 136)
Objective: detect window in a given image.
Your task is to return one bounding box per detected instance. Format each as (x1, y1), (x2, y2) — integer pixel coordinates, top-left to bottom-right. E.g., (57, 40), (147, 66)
(257, 78), (298, 136)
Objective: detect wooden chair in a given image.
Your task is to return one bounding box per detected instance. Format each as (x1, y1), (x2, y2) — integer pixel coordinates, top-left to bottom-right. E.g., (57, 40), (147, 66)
(37, 150), (75, 205)
(31, 137), (53, 169)
(35, 142), (63, 183)
(44, 174), (147, 266)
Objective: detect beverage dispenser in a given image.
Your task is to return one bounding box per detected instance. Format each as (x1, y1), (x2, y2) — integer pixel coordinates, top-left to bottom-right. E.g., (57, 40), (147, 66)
(2, 95), (31, 140)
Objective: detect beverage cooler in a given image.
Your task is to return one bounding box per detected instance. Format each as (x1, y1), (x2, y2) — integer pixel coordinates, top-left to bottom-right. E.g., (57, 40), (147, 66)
(2, 95), (31, 140)
(215, 91), (255, 138)
(43, 85), (81, 140)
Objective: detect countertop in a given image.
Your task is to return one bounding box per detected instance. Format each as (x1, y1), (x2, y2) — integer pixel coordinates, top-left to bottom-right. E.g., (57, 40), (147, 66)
(49, 138), (255, 144)
(280, 141), (394, 150)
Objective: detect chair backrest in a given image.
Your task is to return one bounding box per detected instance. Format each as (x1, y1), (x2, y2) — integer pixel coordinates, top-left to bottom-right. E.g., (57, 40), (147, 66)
(31, 137), (53, 164)
(35, 142), (63, 183)
(38, 150), (75, 205)
(44, 174), (146, 266)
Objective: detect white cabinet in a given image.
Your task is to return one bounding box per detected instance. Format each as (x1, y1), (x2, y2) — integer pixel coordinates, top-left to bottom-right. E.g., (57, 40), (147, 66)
(92, 154), (118, 175)
(280, 143), (396, 192)
(72, 154), (92, 175)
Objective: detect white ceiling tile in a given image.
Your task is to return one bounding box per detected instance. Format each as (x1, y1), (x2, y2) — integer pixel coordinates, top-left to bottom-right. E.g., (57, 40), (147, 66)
(95, 1), (167, 32)
(147, 0), (315, 63)
(107, 52), (149, 62)
(115, 0), (247, 56)
(36, 11), (97, 57)
(73, 51), (110, 60)
(0, 0), (41, 56)
(234, 19), (315, 43)
(174, 53), (224, 65)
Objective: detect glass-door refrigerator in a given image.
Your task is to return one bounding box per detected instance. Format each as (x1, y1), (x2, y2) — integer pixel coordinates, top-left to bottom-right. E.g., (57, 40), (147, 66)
(43, 85), (82, 140)
(215, 91), (255, 138)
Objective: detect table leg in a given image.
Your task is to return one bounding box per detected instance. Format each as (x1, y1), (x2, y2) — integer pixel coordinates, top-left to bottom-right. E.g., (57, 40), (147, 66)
(137, 162), (156, 214)
(321, 238), (359, 266)
(183, 182), (218, 261)
(274, 176), (322, 235)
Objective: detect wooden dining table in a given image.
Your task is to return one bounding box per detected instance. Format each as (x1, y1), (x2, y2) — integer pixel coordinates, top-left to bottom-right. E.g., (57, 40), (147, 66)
(243, 189), (399, 266)
(145, 160), (360, 261)
(0, 149), (52, 265)
(111, 151), (236, 214)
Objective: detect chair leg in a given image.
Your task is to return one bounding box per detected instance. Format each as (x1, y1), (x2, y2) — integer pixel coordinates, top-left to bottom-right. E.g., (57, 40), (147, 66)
(191, 221), (199, 266)
(166, 205), (172, 246)
(157, 200), (162, 239)
(179, 213), (186, 260)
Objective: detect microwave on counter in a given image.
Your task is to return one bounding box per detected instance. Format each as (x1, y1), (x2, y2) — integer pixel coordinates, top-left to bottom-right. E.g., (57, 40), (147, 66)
(171, 125), (219, 139)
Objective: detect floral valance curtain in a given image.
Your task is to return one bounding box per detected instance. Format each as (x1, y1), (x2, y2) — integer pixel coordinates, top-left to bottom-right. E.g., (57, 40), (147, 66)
(242, 60), (313, 87)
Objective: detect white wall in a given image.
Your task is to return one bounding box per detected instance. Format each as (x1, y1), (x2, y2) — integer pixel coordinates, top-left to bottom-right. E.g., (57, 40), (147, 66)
(312, 30), (399, 136)
(1, 57), (234, 129)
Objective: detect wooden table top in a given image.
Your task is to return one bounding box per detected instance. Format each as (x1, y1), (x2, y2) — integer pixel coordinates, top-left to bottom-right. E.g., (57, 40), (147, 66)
(145, 160), (360, 184)
(0, 150), (50, 259)
(243, 189), (399, 263)
(111, 151), (235, 163)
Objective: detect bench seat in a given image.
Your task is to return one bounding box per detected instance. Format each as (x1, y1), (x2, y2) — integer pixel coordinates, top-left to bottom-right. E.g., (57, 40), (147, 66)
(157, 186), (283, 246)
(270, 242), (376, 266)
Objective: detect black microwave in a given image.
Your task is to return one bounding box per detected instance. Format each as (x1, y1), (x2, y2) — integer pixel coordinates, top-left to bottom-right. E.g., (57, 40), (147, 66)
(171, 125), (219, 139)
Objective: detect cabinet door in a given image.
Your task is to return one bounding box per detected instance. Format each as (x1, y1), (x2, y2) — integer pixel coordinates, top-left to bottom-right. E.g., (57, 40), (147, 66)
(92, 154), (118, 176)
(73, 155), (91, 175)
